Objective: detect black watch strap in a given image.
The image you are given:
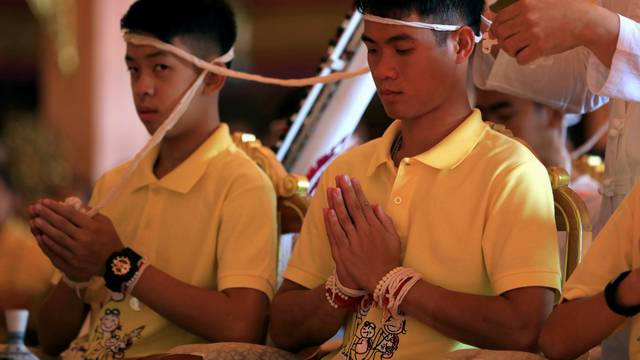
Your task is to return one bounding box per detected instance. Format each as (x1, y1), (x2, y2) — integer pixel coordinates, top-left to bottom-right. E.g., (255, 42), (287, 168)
(104, 247), (143, 292)
(604, 270), (640, 317)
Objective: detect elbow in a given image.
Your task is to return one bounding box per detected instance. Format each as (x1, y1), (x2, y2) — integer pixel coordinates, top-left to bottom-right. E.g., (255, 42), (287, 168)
(538, 328), (574, 360)
(269, 300), (304, 352)
(501, 318), (544, 353)
(509, 328), (541, 353)
(206, 318), (267, 345)
(269, 313), (298, 352)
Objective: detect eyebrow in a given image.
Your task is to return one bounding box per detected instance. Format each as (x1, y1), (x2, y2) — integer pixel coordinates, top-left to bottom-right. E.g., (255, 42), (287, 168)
(125, 51), (169, 62)
(362, 33), (417, 45)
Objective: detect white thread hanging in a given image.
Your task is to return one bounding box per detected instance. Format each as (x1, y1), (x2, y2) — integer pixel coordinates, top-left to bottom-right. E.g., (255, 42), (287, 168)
(87, 70), (209, 217)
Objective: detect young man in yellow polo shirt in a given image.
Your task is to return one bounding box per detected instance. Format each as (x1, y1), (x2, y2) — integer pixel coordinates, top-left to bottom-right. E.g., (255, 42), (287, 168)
(539, 184), (640, 359)
(26, 0), (277, 358)
(270, 0), (561, 358)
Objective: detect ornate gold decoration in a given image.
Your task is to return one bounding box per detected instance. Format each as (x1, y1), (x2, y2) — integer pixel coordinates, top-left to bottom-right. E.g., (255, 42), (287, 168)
(232, 132), (309, 234)
(548, 167), (591, 286)
(573, 155), (605, 183)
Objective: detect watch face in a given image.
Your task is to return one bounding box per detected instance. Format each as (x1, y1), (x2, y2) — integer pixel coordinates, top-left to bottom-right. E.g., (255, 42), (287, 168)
(111, 256), (132, 276)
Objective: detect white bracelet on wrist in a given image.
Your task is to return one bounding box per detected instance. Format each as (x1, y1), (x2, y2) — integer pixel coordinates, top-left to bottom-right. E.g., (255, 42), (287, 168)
(61, 275), (92, 300)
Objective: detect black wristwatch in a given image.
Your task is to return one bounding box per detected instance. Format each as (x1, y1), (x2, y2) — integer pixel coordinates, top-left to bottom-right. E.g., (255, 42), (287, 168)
(604, 270), (640, 317)
(103, 247), (143, 292)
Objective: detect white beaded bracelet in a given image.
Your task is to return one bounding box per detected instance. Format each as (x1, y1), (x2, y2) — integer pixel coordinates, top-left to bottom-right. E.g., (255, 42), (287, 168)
(61, 274), (92, 300)
(373, 267), (422, 320)
(333, 272), (367, 298)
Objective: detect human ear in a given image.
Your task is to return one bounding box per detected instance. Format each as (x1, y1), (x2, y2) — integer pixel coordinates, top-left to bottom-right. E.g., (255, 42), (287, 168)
(452, 26), (476, 64)
(202, 71), (226, 95)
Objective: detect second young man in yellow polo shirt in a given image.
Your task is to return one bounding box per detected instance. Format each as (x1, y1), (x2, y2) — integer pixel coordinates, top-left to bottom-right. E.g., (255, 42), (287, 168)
(270, 0), (561, 358)
(27, 0), (277, 358)
(540, 183), (640, 359)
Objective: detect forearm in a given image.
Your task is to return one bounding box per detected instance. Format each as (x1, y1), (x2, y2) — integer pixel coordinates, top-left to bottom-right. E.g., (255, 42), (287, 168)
(37, 282), (89, 355)
(539, 293), (623, 360)
(270, 284), (348, 352)
(541, 270), (640, 360)
(580, 5), (620, 69)
(132, 267), (268, 343)
(400, 281), (554, 352)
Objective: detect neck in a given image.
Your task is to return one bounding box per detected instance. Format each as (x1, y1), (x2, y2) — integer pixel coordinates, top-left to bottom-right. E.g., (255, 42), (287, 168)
(395, 95), (473, 163)
(538, 135), (572, 173)
(154, 114), (220, 179)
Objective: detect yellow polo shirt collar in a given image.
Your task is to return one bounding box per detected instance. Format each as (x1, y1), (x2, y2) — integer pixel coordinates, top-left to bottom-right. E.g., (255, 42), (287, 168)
(367, 109), (487, 175)
(129, 123), (233, 194)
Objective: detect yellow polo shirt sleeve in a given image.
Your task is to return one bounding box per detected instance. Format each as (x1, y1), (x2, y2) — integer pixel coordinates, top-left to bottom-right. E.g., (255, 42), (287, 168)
(216, 167), (278, 299)
(483, 160), (561, 295)
(563, 185), (640, 300)
(283, 169), (335, 290)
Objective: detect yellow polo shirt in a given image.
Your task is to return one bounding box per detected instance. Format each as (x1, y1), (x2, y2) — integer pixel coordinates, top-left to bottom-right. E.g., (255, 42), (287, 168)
(62, 124), (277, 359)
(283, 110), (561, 359)
(563, 184), (640, 358)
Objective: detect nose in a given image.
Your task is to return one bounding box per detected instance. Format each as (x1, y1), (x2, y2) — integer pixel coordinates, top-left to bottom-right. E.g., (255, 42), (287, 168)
(370, 50), (399, 83)
(132, 71), (155, 99)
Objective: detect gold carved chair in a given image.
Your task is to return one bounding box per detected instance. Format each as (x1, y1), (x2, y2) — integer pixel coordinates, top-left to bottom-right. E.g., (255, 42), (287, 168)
(231, 133), (310, 236)
(165, 133), (310, 360)
(548, 167), (592, 286)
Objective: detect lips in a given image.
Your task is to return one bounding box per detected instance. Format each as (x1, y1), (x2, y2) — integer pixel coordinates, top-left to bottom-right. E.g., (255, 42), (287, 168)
(136, 106), (159, 122)
(379, 89), (402, 101)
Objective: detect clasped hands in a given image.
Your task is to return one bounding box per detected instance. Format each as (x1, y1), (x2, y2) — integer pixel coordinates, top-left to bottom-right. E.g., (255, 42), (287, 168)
(27, 199), (124, 283)
(323, 175), (401, 294)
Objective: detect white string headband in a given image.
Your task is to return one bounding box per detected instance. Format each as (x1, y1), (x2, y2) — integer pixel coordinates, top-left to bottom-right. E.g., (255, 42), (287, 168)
(362, 13), (484, 43)
(124, 33), (369, 87)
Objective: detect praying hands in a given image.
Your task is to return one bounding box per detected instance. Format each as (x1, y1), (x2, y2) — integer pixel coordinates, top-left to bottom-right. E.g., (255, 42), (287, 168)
(323, 175), (402, 293)
(27, 199), (125, 282)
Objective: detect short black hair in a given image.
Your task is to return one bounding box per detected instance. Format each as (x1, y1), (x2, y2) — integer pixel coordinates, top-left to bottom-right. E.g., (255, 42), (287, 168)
(121, 0), (237, 63)
(355, 0), (483, 45)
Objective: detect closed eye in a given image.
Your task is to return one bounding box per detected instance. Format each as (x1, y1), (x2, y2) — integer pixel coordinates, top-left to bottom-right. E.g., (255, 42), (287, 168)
(395, 48), (414, 55)
(154, 64), (170, 72)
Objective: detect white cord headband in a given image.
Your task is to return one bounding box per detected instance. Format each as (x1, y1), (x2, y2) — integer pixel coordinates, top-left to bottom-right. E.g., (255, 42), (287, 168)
(124, 33), (369, 87)
(362, 13), (483, 43)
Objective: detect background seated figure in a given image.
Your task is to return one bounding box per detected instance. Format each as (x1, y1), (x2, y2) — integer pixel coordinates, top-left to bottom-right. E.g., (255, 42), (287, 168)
(475, 88), (601, 234)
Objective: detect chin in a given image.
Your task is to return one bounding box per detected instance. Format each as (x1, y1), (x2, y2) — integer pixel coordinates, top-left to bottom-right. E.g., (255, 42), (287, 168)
(143, 124), (160, 136)
(382, 106), (411, 121)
